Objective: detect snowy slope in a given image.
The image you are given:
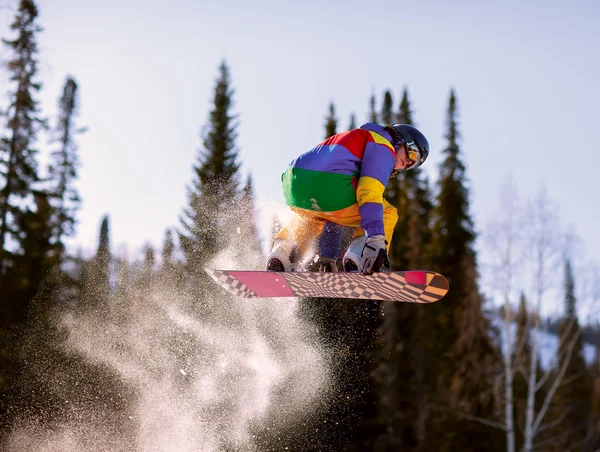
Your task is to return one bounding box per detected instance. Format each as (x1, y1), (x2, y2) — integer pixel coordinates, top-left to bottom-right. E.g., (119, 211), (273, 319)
(491, 316), (597, 369)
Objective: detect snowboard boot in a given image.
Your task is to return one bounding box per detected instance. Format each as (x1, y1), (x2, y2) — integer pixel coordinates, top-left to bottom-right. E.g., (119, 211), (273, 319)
(267, 239), (301, 272)
(342, 235), (366, 272)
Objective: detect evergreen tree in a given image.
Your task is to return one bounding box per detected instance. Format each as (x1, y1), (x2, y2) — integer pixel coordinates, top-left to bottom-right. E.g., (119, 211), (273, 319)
(428, 89), (474, 290)
(514, 295), (531, 381)
(11, 191), (58, 313)
(179, 60), (241, 280)
(550, 258), (592, 450)
(142, 244), (155, 277)
(154, 228), (185, 295)
(134, 244), (155, 297)
(348, 113), (357, 130)
(380, 90), (394, 125)
(160, 229), (175, 273)
(47, 76), (83, 256)
(28, 74), (84, 336)
(385, 88), (410, 267)
(296, 294), (382, 450)
(385, 87), (433, 271)
(371, 294), (420, 449)
(81, 215), (111, 311)
(513, 293), (532, 450)
(396, 88), (413, 124)
(295, 99), (383, 449)
(401, 88), (434, 270)
(0, 2), (47, 426)
(112, 252), (133, 320)
(97, 215), (110, 277)
(373, 87), (434, 450)
(587, 356), (600, 450)
(0, 0), (45, 293)
(368, 92), (378, 123)
(324, 102), (337, 138)
(424, 89), (503, 450)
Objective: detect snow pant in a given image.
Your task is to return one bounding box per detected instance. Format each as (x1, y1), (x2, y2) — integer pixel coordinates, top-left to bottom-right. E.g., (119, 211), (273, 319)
(273, 201), (398, 259)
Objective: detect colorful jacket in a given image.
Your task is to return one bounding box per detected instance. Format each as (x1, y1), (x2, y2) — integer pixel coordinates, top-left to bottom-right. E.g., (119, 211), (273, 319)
(281, 123), (396, 237)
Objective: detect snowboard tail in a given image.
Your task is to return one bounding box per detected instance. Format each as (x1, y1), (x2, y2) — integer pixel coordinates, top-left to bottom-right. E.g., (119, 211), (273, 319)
(206, 269), (448, 303)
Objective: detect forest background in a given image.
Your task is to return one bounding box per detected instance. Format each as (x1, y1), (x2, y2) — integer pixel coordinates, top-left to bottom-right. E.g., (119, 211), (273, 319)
(1, 1), (599, 451)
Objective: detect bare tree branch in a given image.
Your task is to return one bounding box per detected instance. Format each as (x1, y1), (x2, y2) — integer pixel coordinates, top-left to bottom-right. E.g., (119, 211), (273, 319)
(536, 407), (571, 434)
(531, 324), (581, 436)
(534, 316), (578, 392)
(523, 186), (563, 452)
(456, 412), (507, 431)
(530, 421), (589, 452)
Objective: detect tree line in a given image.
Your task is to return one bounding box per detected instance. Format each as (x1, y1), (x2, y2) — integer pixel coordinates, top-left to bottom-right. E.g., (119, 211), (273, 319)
(1, 1), (599, 450)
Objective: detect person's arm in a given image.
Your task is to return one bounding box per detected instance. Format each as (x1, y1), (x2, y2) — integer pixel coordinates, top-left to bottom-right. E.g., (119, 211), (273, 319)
(356, 138), (396, 237)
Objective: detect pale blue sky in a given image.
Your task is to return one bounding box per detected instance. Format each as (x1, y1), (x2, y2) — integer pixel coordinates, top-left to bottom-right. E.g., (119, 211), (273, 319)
(1, 0), (599, 279)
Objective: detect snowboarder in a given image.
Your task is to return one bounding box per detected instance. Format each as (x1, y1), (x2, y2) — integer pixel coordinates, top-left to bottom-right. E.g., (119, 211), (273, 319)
(267, 123), (430, 274)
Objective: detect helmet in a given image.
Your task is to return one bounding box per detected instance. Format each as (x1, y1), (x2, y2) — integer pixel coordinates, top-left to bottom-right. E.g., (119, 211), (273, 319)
(385, 124), (430, 170)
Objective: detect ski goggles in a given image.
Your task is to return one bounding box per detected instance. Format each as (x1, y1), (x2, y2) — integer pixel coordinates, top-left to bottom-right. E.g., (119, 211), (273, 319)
(394, 140), (423, 171)
(405, 144), (422, 170)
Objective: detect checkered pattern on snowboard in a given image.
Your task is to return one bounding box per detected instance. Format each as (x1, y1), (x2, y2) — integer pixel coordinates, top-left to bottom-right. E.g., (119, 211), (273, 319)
(206, 269), (448, 303)
(282, 271), (447, 303)
(205, 269), (258, 298)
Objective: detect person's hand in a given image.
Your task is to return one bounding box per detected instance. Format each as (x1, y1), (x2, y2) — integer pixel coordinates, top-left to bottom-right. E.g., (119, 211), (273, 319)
(361, 235), (389, 275)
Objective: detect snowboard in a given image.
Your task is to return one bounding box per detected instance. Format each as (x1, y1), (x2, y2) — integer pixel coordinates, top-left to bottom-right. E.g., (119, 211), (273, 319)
(206, 269), (449, 303)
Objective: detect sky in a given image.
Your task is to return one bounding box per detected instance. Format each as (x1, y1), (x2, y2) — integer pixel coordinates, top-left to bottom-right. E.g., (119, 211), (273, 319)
(0, 0), (599, 311)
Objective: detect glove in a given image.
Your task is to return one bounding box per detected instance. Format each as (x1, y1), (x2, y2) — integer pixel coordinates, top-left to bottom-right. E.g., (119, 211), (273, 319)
(361, 235), (389, 275)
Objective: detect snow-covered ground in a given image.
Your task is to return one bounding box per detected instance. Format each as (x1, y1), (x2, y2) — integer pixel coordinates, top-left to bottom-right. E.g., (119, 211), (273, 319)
(491, 316), (597, 369)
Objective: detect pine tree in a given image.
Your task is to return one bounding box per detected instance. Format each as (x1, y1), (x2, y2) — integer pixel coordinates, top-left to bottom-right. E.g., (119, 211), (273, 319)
(0, 0), (45, 293)
(514, 295), (531, 382)
(142, 245), (155, 277)
(47, 76), (83, 256)
(385, 87), (433, 271)
(368, 92), (378, 123)
(37, 72), (84, 318)
(135, 244), (155, 295)
(380, 90), (393, 125)
(160, 229), (175, 273)
(428, 89), (474, 287)
(112, 252), (133, 321)
(179, 60), (241, 280)
(373, 88), (435, 449)
(401, 88), (434, 270)
(550, 258), (592, 450)
(588, 356), (600, 450)
(348, 113), (357, 130)
(12, 191), (58, 312)
(513, 293), (532, 450)
(97, 215), (110, 279)
(296, 293), (382, 450)
(324, 102), (337, 138)
(0, 2), (46, 423)
(294, 99), (383, 449)
(396, 88), (413, 124)
(424, 89), (503, 450)
(154, 228), (184, 295)
(81, 215), (111, 311)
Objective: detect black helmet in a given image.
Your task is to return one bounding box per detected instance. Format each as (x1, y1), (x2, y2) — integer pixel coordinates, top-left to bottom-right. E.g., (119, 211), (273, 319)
(385, 124), (430, 170)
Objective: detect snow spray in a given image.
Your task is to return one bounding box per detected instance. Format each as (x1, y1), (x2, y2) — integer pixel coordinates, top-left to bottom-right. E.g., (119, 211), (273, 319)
(6, 201), (329, 451)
